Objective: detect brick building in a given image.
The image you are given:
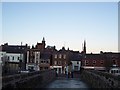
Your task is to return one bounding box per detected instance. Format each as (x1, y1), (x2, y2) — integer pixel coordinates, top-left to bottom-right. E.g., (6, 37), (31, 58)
(52, 47), (70, 74)
(81, 52), (120, 71)
(81, 53), (105, 70)
(26, 37), (55, 71)
(80, 40), (120, 71)
(26, 37), (46, 71)
(39, 52), (51, 70)
(35, 37), (46, 51)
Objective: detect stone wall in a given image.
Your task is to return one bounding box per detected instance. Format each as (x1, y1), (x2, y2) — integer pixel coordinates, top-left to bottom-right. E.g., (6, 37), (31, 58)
(80, 70), (120, 88)
(2, 69), (56, 89)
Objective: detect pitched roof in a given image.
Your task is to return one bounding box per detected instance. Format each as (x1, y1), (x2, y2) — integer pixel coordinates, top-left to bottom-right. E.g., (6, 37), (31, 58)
(1, 45), (28, 53)
(40, 52), (51, 60)
(84, 54), (103, 59)
(70, 52), (82, 61)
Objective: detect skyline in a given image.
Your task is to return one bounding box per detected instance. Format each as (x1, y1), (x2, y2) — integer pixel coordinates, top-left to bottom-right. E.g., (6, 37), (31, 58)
(1, 2), (118, 53)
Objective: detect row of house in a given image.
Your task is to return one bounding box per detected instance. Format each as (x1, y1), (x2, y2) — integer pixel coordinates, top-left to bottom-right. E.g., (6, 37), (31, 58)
(0, 37), (120, 75)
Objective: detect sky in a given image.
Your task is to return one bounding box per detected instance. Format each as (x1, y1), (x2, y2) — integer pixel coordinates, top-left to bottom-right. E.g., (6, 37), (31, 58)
(1, 1), (119, 53)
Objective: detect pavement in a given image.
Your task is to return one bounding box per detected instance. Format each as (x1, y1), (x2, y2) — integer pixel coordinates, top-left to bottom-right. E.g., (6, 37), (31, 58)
(45, 77), (90, 89)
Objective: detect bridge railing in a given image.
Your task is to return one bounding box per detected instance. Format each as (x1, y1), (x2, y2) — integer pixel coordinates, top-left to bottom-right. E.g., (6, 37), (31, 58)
(2, 69), (56, 89)
(80, 70), (120, 88)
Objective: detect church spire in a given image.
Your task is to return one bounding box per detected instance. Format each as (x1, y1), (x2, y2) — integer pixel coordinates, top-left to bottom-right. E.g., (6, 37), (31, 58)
(83, 40), (86, 54)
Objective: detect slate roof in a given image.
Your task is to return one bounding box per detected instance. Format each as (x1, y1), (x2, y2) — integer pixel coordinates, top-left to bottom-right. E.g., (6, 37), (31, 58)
(85, 54), (102, 59)
(1, 44), (28, 53)
(70, 51), (82, 61)
(40, 52), (51, 60)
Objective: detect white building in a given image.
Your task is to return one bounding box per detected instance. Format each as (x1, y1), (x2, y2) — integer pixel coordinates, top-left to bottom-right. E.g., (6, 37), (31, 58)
(71, 60), (81, 71)
(109, 64), (120, 76)
(7, 53), (23, 63)
(0, 43), (29, 73)
(51, 66), (62, 74)
(0, 52), (7, 65)
(26, 50), (40, 71)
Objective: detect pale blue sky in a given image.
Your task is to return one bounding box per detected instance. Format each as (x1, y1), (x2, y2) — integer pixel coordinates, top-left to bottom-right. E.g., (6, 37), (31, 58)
(2, 2), (118, 53)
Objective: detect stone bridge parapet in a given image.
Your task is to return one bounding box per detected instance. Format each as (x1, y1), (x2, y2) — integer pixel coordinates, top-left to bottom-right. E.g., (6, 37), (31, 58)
(80, 70), (120, 88)
(2, 69), (56, 89)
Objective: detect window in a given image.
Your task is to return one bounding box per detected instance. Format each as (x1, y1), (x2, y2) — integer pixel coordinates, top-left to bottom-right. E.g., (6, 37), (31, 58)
(8, 56), (9, 60)
(63, 54), (66, 59)
(46, 61), (49, 63)
(77, 61), (79, 64)
(41, 61), (43, 63)
(113, 60), (117, 64)
(116, 70), (118, 73)
(58, 61), (61, 65)
(18, 57), (20, 60)
(100, 60), (104, 64)
(54, 61), (57, 65)
(74, 66), (78, 71)
(36, 61), (38, 64)
(111, 70), (113, 73)
(45, 67), (48, 69)
(54, 54), (57, 59)
(93, 60), (96, 65)
(85, 60), (89, 65)
(44, 61), (46, 63)
(12, 56), (14, 60)
(59, 54), (62, 59)
(64, 61), (66, 65)
(1, 57), (3, 61)
(36, 53), (38, 57)
(40, 67), (43, 70)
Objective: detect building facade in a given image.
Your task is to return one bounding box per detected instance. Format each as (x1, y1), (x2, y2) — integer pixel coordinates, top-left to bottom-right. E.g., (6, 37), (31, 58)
(26, 49), (40, 71)
(81, 54), (105, 70)
(81, 52), (120, 71)
(70, 51), (82, 71)
(26, 37), (52, 71)
(52, 47), (69, 74)
(39, 52), (51, 70)
(0, 43), (29, 74)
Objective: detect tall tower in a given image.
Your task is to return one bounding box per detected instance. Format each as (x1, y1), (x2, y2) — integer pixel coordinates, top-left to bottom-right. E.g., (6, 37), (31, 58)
(42, 37), (46, 49)
(83, 40), (86, 54)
